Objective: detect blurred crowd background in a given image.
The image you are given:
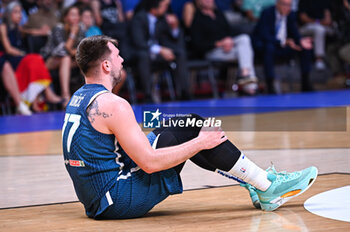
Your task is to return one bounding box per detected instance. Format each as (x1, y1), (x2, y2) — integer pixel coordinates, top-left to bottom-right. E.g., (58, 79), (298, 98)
(0, 0), (350, 116)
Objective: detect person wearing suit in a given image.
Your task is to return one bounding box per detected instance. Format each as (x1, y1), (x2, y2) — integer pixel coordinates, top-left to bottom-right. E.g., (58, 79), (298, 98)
(189, 0), (258, 95)
(130, 0), (190, 102)
(252, 0), (313, 93)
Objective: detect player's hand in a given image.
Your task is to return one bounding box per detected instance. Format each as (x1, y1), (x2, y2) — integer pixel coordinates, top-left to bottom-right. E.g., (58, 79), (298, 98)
(197, 126), (227, 150)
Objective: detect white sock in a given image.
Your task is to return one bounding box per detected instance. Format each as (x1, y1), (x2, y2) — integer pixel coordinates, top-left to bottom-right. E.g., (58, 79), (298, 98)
(228, 153), (271, 191)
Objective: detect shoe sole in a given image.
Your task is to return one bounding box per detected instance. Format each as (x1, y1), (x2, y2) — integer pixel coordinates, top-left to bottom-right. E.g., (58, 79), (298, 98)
(253, 200), (261, 209)
(261, 167), (318, 211)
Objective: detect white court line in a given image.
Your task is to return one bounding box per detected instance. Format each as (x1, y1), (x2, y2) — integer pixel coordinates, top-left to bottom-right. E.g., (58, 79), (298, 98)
(304, 186), (350, 222)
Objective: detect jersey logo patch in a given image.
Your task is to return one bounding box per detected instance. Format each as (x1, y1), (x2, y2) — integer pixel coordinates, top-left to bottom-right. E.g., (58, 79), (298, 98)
(65, 159), (85, 167)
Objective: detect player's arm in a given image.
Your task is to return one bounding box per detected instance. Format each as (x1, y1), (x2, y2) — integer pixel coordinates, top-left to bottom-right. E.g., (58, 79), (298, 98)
(91, 94), (227, 174)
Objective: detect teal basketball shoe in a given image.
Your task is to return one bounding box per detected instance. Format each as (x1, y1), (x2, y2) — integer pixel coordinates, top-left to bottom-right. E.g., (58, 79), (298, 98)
(256, 165), (318, 211)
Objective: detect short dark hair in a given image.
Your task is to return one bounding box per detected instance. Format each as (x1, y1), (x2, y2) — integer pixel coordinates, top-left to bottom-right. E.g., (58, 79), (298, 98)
(76, 35), (118, 76)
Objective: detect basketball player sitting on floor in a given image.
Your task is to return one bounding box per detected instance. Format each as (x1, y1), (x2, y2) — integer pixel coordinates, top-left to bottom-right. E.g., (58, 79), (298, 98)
(62, 35), (318, 219)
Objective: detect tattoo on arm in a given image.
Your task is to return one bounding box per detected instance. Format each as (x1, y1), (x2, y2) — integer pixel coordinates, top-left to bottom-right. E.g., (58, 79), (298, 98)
(86, 99), (113, 124)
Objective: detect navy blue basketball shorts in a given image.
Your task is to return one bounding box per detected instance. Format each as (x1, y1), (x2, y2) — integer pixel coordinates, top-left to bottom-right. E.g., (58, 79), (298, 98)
(96, 132), (183, 219)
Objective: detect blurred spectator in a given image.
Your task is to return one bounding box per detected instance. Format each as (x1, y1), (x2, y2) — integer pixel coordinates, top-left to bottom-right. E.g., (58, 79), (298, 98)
(130, 0), (190, 102)
(190, 0), (258, 95)
(1, 0), (28, 25)
(241, 0), (276, 22)
(1, 58), (32, 115)
(40, 5), (85, 107)
(0, 1), (62, 111)
(338, 0), (350, 68)
(323, 0), (348, 78)
(90, 0), (129, 58)
(183, 0), (253, 36)
(80, 7), (102, 37)
(121, 0), (141, 20)
(252, 0), (313, 93)
(298, 0), (333, 70)
(90, 0), (125, 37)
(21, 0), (58, 37)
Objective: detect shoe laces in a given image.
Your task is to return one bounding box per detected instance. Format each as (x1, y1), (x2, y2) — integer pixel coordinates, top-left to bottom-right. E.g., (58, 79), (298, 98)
(266, 164), (287, 175)
(267, 163), (300, 184)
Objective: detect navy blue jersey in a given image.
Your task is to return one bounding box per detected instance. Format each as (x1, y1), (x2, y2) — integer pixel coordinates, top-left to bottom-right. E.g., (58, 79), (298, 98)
(63, 84), (182, 219)
(62, 84), (138, 216)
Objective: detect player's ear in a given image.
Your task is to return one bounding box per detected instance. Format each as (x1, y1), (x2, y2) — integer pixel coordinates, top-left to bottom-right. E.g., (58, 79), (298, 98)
(102, 60), (111, 72)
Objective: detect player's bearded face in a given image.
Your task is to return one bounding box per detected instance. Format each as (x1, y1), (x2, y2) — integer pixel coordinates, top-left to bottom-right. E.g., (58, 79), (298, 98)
(111, 64), (122, 87)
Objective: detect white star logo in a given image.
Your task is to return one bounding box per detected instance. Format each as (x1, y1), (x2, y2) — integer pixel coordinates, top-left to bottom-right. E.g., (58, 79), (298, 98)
(150, 109), (162, 121)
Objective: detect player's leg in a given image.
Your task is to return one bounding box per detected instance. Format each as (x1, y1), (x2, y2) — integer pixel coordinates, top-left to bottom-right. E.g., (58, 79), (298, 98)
(152, 114), (318, 211)
(152, 114), (264, 186)
(151, 115), (260, 207)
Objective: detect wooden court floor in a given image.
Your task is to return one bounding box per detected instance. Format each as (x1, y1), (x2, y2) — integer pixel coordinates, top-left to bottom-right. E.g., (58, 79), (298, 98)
(0, 107), (349, 231)
(1, 174), (349, 232)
